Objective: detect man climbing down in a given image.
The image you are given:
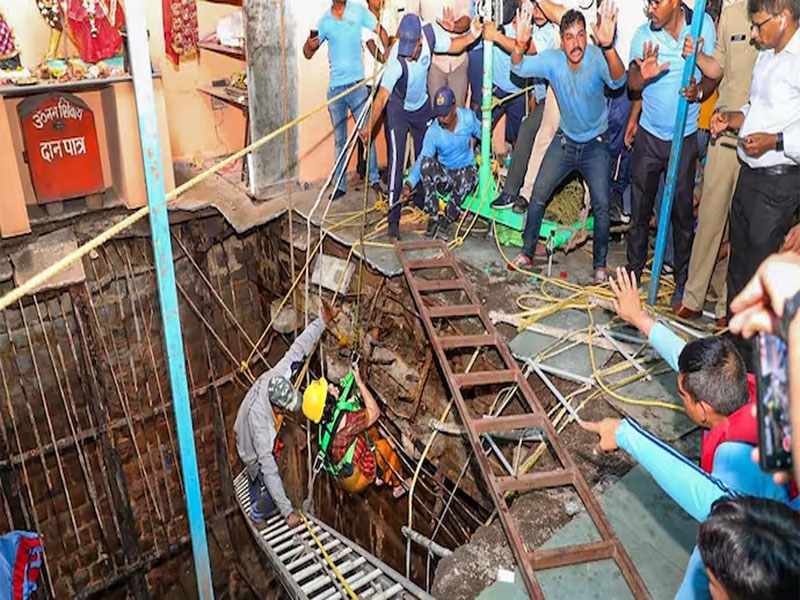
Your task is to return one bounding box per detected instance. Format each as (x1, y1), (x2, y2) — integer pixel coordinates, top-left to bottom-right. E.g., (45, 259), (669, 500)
(233, 300), (338, 529)
(304, 368), (405, 497)
(360, 12), (483, 240)
(399, 86), (481, 239)
(606, 266), (794, 598)
(506, 4), (625, 284)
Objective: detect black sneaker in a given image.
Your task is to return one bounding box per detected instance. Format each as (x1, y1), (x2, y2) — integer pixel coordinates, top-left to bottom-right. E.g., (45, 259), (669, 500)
(491, 192), (516, 209)
(371, 181), (387, 197)
(445, 201), (462, 223)
(333, 188), (347, 200)
(387, 222), (401, 240)
(425, 217), (439, 238)
(512, 196), (529, 214)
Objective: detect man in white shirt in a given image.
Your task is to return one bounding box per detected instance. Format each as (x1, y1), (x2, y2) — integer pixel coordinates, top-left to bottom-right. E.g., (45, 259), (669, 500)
(711, 0), (800, 368)
(407, 0), (473, 105)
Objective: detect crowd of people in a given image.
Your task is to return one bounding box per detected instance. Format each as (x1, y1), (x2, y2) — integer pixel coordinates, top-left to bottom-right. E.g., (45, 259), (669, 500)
(233, 1), (800, 598)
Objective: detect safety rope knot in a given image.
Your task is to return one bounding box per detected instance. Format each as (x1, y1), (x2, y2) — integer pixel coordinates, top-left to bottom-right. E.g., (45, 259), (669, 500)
(374, 198), (388, 212)
(239, 361), (250, 374)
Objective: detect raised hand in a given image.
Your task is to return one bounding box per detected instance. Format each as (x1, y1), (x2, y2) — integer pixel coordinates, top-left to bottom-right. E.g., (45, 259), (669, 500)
(470, 15), (484, 38)
(515, 10), (533, 48)
(634, 41), (670, 82)
(518, 1), (534, 28)
(591, 0), (618, 48)
(437, 6), (456, 32)
(609, 267), (653, 335)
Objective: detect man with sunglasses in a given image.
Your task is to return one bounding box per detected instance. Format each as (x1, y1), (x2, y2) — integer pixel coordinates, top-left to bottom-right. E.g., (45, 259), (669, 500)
(626, 0), (716, 306)
(711, 0), (800, 370)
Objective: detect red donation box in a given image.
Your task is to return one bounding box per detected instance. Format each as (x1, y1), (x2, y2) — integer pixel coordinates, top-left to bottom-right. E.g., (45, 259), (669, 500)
(18, 93), (105, 204)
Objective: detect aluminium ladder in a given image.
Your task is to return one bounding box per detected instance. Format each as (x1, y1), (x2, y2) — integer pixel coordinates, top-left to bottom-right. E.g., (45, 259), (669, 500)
(234, 471), (432, 600)
(395, 239), (650, 600)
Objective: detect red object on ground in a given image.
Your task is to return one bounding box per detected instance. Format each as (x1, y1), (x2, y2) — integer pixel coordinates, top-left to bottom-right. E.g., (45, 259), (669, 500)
(18, 93), (105, 204)
(559, 271), (567, 279)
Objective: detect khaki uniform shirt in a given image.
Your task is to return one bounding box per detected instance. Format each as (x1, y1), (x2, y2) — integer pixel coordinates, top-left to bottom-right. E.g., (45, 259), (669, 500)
(408, 0), (471, 72)
(711, 1), (758, 112)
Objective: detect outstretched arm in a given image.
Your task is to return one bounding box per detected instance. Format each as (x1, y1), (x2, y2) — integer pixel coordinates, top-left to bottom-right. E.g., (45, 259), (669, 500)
(592, 0), (624, 81)
(446, 17), (483, 55)
(628, 41), (670, 92)
(581, 418), (733, 522)
(609, 268), (685, 371)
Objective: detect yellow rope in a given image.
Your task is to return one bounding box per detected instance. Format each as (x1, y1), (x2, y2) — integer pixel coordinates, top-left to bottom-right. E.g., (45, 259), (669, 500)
(299, 511), (359, 600)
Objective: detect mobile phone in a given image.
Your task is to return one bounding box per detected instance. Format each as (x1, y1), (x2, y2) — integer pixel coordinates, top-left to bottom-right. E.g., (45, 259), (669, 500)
(755, 333), (793, 472)
(310, 29), (319, 38)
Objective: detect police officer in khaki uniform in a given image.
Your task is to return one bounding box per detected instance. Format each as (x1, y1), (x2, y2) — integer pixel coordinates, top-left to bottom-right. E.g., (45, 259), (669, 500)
(674, 0), (758, 325)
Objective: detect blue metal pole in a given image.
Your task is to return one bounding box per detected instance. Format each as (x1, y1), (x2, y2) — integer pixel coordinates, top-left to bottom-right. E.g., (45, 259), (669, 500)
(647, 0), (707, 305)
(124, 2), (214, 597)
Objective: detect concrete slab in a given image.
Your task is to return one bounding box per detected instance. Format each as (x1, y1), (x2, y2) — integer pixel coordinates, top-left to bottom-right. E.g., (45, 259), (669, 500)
(478, 465), (698, 600)
(170, 162), (295, 233)
(11, 228), (86, 294)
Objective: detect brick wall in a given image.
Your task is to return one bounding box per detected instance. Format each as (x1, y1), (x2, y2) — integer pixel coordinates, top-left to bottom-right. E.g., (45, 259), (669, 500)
(0, 215), (288, 598)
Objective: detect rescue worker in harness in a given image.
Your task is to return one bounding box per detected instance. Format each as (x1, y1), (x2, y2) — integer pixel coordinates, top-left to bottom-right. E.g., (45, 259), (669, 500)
(303, 368), (406, 497)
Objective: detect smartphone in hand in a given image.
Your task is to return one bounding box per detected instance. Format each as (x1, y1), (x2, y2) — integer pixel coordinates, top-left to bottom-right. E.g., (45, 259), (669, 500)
(310, 29), (319, 38)
(755, 333), (793, 472)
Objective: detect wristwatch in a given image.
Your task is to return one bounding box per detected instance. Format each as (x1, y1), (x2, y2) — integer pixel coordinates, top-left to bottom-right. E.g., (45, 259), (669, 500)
(776, 132), (785, 152)
(696, 88), (705, 103)
(777, 289), (800, 342)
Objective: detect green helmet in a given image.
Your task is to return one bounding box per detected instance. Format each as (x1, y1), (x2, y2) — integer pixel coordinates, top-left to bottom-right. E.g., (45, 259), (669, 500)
(267, 376), (301, 411)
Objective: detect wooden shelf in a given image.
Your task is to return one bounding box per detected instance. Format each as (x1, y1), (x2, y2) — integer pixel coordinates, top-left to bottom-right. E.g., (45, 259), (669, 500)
(199, 33), (245, 59)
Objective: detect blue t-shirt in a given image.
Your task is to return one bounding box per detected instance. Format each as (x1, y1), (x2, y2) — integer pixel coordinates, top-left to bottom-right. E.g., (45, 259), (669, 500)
(407, 108), (481, 187)
(629, 7), (717, 141)
(382, 22), (451, 112)
(511, 45), (626, 142)
(318, 3), (378, 89)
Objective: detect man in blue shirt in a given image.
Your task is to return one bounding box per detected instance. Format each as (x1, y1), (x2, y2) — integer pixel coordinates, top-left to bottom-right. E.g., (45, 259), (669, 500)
(360, 13), (482, 239)
(605, 266), (792, 598)
(399, 87), (482, 238)
(506, 4), (625, 284)
(303, 1), (389, 200)
(625, 0), (716, 305)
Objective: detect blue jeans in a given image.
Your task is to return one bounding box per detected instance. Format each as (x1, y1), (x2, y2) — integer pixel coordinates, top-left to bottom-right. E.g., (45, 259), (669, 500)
(248, 473), (275, 522)
(522, 131), (611, 269)
(328, 83), (379, 192)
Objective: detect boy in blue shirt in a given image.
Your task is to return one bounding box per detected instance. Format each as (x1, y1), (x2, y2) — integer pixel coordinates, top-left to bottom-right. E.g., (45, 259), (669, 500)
(400, 87), (482, 238)
(604, 266), (792, 598)
(303, 1), (389, 200)
(625, 0), (716, 306)
(507, 3), (625, 284)
(360, 13), (482, 240)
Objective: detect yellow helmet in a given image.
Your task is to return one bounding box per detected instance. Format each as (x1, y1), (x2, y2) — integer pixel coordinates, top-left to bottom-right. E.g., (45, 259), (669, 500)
(302, 378), (328, 423)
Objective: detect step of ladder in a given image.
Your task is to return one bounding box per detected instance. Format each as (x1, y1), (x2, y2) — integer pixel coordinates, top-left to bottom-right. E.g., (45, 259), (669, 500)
(395, 240), (650, 600)
(234, 470), (432, 600)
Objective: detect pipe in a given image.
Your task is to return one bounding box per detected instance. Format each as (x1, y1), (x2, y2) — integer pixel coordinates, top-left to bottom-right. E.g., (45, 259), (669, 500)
(125, 2), (214, 597)
(648, 0), (708, 304)
(478, 0), (494, 205)
(401, 527), (453, 558)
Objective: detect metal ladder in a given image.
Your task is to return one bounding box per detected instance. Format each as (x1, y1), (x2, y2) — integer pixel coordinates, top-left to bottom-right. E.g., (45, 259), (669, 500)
(234, 471), (432, 600)
(394, 239), (650, 600)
